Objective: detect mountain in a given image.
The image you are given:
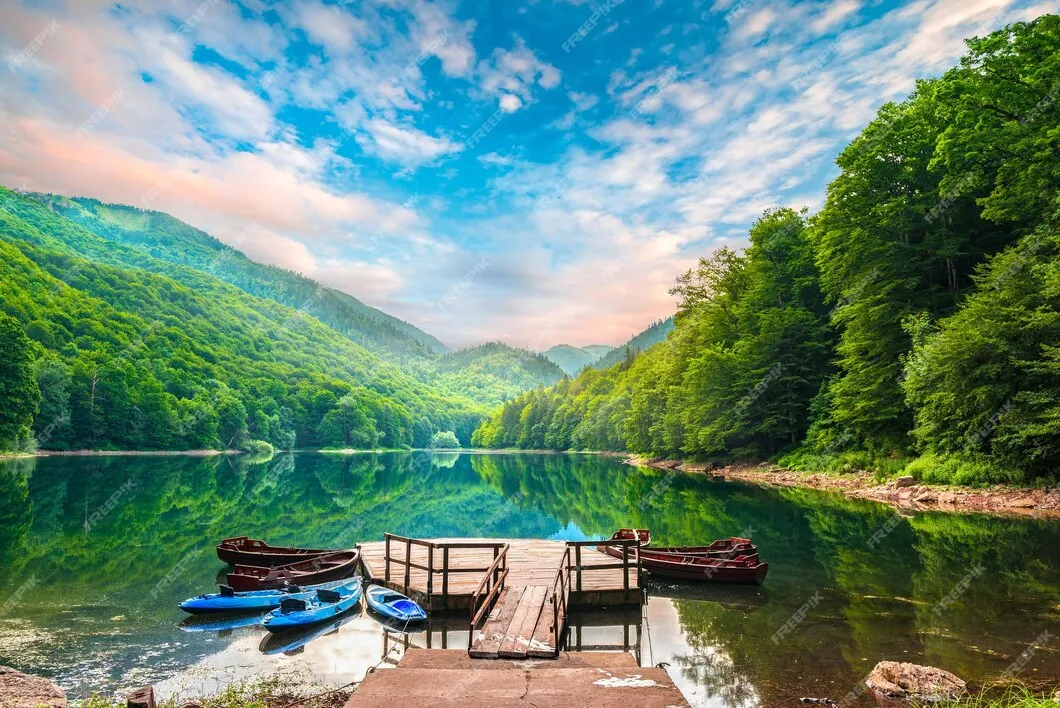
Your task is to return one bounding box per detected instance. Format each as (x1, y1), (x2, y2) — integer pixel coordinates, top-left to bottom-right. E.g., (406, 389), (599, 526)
(434, 342), (567, 406)
(590, 318), (674, 369)
(0, 186), (483, 451)
(31, 194), (447, 361)
(542, 344), (613, 375)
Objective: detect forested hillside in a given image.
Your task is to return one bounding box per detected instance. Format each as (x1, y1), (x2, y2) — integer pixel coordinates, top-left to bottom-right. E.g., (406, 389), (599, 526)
(543, 344), (613, 374)
(474, 17), (1060, 485)
(589, 318), (674, 369)
(0, 188), (484, 452)
(35, 195), (447, 360)
(433, 342), (566, 406)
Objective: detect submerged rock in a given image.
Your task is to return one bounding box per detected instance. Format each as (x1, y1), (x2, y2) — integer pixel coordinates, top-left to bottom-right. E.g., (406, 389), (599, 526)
(0, 665), (67, 708)
(866, 661), (966, 703)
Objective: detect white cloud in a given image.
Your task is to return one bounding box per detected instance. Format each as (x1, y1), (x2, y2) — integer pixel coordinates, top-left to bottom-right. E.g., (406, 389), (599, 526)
(355, 119), (463, 166)
(477, 39), (562, 112)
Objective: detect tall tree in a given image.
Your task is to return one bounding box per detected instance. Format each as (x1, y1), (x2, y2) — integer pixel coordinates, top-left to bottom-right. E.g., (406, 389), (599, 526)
(0, 314), (40, 450)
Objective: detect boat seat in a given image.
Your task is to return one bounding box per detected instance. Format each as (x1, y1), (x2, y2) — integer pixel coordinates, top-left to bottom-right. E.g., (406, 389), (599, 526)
(219, 585), (235, 597)
(317, 589), (341, 603)
(280, 598), (308, 613)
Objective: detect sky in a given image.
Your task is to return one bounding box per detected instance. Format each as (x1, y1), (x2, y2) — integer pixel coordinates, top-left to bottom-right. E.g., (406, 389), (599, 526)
(0, 0), (1052, 350)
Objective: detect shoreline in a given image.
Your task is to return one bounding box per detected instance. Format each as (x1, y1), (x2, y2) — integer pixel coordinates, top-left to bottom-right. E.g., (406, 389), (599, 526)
(627, 456), (1060, 518)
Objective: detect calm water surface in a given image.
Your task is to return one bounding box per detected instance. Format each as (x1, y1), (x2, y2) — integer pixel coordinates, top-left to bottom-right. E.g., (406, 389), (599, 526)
(1, 452), (1058, 706)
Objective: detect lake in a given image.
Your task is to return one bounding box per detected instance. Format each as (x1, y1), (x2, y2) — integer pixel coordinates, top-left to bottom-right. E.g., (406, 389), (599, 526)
(0, 452), (1057, 706)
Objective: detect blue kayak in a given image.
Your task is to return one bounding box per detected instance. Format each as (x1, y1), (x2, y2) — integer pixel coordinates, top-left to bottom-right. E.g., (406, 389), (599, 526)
(364, 584), (427, 623)
(179, 611), (268, 633)
(178, 580), (347, 615)
(262, 580), (363, 633)
(259, 611), (358, 655)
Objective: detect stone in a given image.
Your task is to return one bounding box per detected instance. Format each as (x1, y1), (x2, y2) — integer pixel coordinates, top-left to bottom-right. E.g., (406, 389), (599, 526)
(127, 685), (156, 708)
(914, 491), (937, 503)
(0, 665), (67, 708)
(179, 701), (205, 708)
(938, 492), (958, 505)
(893, 476), (916, 488)
(866, 661), (966, 702)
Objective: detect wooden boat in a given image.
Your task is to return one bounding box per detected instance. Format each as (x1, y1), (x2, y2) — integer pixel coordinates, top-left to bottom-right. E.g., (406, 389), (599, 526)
(226, 550), (361, 591)
(365, 584), (427, 623)
(608, 528), (652, 546)
(178, 579), (349, 615)
(603, 536), (757, 560)
(262, 580), (363, 633)
(216, 536), (338, 566)
(634, 551), (768, 584)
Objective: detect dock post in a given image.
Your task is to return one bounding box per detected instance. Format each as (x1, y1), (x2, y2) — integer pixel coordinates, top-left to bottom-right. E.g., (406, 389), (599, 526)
(384, 534), (391, 583)
(575, 545), (582, 593)
(442, 547), (449, 607)
(403, 537), (411, 594)
(427, 544), (435, 597)
(622, 543), (629, 591)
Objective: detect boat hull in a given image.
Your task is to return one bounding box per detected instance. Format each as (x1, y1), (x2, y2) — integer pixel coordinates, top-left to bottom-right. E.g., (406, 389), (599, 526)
(226, 550), (361, 591)
(216, 536), (337, 566)
(602, 537), (757, 561)
(262, 581), (363, 633)
(179, 579), (349, 614)
(365, 584), (427, 623)
(600, 547), (768, 584)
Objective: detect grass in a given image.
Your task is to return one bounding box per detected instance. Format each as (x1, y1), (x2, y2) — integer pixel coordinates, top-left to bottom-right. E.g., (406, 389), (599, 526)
(71, 676), (352, 708)
(924, 685), (1060, 707)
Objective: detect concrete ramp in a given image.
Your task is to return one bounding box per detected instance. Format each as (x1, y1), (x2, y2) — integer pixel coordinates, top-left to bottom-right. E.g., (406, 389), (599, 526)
(345, 649), (690, 708)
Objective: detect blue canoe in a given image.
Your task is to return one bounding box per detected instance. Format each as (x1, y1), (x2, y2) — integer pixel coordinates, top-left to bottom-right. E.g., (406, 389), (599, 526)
(262, 580), (363, 633)
(364, 584), (427, 623)
(259, 612), (358, 655)
(178, 580), (347, 615)
(179, 611), (268, 633)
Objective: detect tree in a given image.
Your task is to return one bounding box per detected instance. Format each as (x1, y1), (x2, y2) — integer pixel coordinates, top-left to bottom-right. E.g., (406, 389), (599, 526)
(0, 314), (40, 450)
(428, 430), (461, 449)
(33, 353), (71, 450)
(318, 394), (378, 448)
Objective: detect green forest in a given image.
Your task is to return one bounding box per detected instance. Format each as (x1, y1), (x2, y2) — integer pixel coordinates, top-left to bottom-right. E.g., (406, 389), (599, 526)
(0, 188), (575, 453)
(473, 17), (1060, 486)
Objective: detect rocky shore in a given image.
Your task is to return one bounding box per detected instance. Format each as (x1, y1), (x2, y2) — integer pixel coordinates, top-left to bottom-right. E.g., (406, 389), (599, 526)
(628, 458), (1060, 518)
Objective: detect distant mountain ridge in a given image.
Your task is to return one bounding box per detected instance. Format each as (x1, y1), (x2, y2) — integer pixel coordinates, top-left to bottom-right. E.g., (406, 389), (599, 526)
(435, 342), (566, 406)
(590, 318), (674, 369)
(542, 344), (613, 374)
(32, 194), (448, 360)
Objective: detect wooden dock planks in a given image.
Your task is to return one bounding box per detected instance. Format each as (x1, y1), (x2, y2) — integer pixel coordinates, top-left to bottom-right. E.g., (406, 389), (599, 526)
(468, 587), (523, 659)
(497, 585), (549, 658)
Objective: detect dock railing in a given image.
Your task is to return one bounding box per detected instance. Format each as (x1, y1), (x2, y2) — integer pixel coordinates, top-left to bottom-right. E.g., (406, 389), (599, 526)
(383, 533), (508, 610)
(566, 538), (642, 593)
(547, 545), (571, 656)
(467, 542), (510, 649)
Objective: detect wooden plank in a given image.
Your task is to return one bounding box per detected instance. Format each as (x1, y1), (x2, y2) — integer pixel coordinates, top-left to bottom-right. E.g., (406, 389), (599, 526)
(498, 585), (549, 659)
(469, 587), (522, 659)
(528, 589), (563, 659)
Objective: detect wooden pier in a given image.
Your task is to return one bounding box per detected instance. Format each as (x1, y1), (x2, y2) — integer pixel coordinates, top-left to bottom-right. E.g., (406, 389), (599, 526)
(358, 535), (643, 660)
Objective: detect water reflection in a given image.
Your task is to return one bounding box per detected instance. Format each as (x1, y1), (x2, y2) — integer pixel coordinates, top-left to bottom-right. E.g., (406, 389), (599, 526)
(0, 452), (1057, 706)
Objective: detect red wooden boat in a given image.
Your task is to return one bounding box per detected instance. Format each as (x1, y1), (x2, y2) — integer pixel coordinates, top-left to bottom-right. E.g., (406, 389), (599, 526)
(644, 537), (757, 559)
(608, 528), (652, 546)
(635, 551), (768, 584)
(226, 550), (361, 591)
(216, 537), (339, 566)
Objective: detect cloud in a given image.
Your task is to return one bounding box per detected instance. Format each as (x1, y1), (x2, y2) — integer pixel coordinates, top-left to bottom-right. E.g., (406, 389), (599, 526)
(477, 38), (563, 112)
(355, 119), (464, 166)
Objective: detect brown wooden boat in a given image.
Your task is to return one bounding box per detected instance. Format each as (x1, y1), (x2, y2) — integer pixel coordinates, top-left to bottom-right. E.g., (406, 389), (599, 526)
(225, 550), (361, 591)
(644, 537), (757, 559)
(608, 528), (652, 546)
(636, 551), (768, 584)
(216, 536), (339, 566)
(600, 544), (767, 584)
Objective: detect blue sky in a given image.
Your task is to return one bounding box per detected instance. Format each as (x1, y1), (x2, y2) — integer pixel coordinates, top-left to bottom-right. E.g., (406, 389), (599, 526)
(0, 0), (1050, 348)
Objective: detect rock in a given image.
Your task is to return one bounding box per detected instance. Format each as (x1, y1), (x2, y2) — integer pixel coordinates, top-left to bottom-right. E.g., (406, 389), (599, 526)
(1007, 496), (1037, 508)
(938, 492), (958, 505)
(0, 665), (67, 707)
(914, 490), (937, 503)
(127, 685), (156, 708)
(893, 476), (916, 488)
(866, 661), (966, 703)
(179, 701), (205, 708)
